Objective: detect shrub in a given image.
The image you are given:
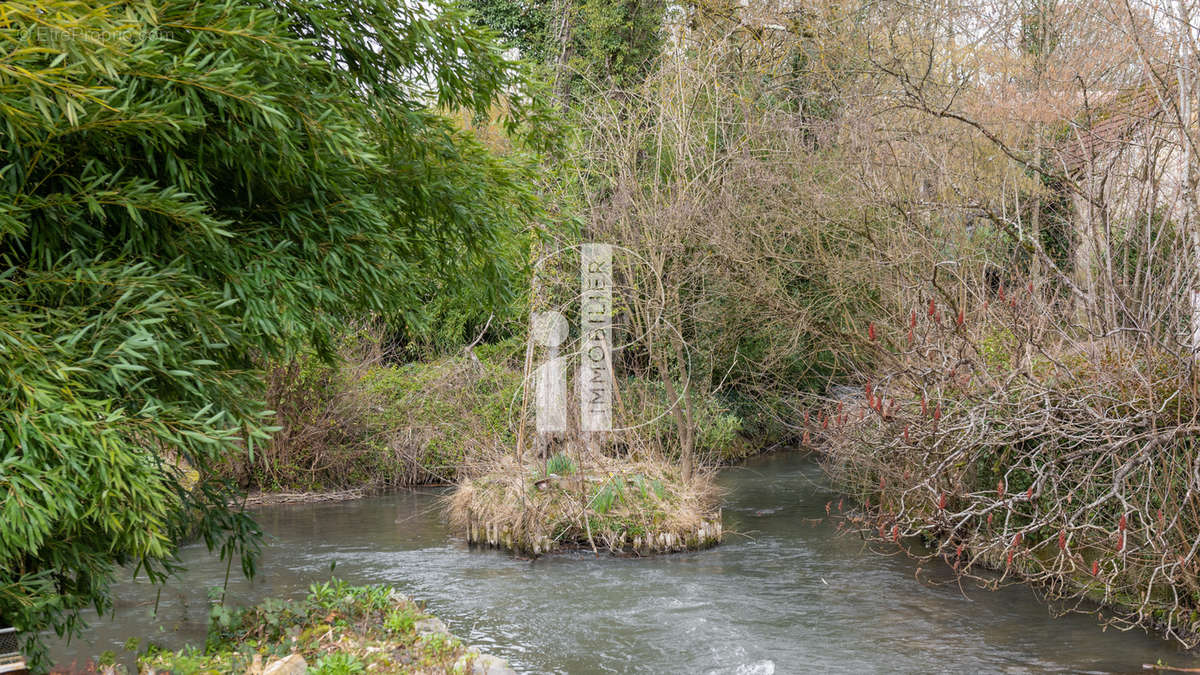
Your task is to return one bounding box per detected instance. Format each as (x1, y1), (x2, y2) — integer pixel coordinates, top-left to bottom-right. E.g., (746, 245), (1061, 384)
(822, 288), (1200, 645)
(0, 0), (550, 667)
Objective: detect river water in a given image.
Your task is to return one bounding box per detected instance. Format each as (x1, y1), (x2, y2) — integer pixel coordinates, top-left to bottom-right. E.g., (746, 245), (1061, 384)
(49, 452), (1200, 673)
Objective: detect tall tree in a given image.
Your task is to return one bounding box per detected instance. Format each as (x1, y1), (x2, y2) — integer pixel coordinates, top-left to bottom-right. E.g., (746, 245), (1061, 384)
(464, 0), (666, 99)
(0, 0), (551, 667)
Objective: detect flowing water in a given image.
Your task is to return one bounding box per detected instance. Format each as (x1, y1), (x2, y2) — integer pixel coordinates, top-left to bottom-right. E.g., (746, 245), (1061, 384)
(49, 452), (1200, 673)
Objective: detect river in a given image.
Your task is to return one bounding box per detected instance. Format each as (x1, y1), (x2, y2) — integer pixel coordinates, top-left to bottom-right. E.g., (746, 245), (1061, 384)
(48, 452), (1200, 673)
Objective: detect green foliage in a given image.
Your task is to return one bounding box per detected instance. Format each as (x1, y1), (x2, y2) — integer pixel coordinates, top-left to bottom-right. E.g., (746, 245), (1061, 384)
(0, 0), (551, 668)
(313, 653), (367, 675)
(545, 452), (578, 476)
(145, 580), (471, 674)
(465, 0), (666, 99)
(364, 338), (525, 479)
(979, 328), (1016, 372)
(591, 478), (626, 514)
(566, 0), (665, 94)
(384, 606), (418, 634)
(464, 0), (555, 63)
(630, 473), (666, 500)
(617, 379), (744, 459)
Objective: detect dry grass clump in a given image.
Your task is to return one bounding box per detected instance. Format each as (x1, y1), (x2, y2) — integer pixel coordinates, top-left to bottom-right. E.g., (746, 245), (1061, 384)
(448, 449), (723, 555)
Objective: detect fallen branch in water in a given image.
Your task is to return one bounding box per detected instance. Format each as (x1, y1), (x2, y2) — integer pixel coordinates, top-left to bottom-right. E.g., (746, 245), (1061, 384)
(242, 487), (365, 506)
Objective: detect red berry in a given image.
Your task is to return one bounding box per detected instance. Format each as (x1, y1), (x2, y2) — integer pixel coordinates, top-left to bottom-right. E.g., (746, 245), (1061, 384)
(1026, 486), (1033, 499)
(1119, 514), (1126, 532)
(997, 481), (1005, 497)
(928, 298), (936, 316)
(1092, 560), (1099, 575)
(956, 309), (965, 326)
(902, 425), (910, 443)
(868, 322), (876, 341)
(1006, 550), (1014, 566)
(933, 405), (941, 421)
(892, 525), (900, 542)
(938, 493), (947, 509)
(1058, 530), (1066, 550)
(1117, 535), (1124, 552)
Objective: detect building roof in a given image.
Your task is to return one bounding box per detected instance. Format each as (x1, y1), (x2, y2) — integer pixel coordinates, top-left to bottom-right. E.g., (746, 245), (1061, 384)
(1054, 83), (1174, 175)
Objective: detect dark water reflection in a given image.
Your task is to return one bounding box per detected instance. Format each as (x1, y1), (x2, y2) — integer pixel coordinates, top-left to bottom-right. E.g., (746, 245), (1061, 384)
(49, 452), (1200, 673)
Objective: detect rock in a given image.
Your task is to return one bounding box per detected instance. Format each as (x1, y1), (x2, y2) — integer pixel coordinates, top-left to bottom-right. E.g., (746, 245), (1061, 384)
(414, 617), (449, 637)
(263, 654), (307, 675)
(454, 650), (517, 675)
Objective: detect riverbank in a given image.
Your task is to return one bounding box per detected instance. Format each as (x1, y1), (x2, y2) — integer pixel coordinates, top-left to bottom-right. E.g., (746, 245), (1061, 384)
(62, 581), (515, 675)
(817, 320), (1200, 650)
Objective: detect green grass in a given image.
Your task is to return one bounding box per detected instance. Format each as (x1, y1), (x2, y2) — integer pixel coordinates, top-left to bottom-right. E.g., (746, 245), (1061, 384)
(546, 452), (579, 476)
(138, 580), (496, 675)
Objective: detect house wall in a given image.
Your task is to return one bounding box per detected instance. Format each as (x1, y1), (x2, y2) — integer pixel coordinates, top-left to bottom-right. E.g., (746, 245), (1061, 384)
(1066, 113), (1191, 322)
